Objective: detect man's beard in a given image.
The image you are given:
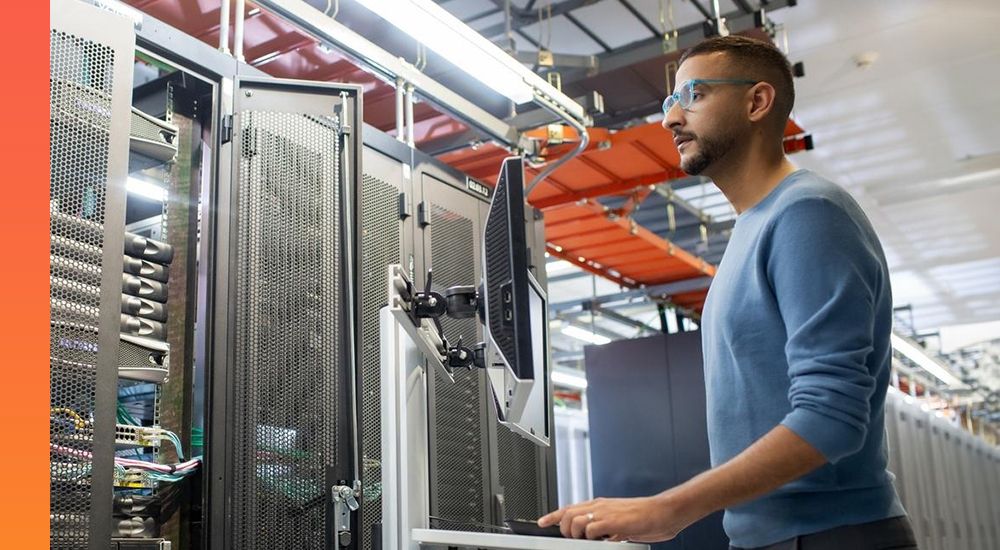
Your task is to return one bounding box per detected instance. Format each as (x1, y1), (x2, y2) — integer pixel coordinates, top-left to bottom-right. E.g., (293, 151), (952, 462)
(679, 130), (736, 175)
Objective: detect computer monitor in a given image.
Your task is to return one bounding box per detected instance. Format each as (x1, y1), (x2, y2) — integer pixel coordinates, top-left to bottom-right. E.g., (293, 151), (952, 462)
(481, 156), (549, 445)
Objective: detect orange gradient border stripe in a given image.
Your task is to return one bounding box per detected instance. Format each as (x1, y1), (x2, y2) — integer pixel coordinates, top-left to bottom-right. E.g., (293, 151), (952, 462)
(0, 0), (49, 546)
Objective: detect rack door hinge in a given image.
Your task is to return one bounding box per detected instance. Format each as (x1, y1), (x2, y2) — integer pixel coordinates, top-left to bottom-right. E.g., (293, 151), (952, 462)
(417, 201), (430, 228)
(221, 114), (233, 144)
(399, 192), (411, 220)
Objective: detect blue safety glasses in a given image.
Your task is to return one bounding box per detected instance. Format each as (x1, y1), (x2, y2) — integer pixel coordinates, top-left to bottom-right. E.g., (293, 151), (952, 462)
(662, 78), (759, 114)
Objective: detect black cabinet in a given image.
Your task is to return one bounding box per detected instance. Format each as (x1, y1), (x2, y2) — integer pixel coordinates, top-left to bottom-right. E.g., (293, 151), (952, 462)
(585, 331), (727, 550)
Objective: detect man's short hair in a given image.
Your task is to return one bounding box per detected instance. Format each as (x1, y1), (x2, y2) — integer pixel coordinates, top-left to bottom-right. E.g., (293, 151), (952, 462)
(679, 35), (795, 129)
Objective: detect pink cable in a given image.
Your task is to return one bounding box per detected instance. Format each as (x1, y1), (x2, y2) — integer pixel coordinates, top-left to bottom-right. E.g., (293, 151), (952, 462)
(51, 443), (201, 473)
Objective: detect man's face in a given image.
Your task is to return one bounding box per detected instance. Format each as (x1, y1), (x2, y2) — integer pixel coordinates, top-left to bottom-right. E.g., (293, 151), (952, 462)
(662, 53), (748, 176)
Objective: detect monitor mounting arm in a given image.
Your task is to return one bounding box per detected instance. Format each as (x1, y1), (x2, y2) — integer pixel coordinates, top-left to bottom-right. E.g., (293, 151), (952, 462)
(398, 267), (488, 372)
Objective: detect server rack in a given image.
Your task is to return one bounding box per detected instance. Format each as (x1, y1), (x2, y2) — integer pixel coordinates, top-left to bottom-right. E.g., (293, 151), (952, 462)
(864, 392), (1000, 550)
(354, 143), (557, 547)
(415, 158), (495, 533)
(52, 4), (557, 549)
(414, 154), (556, 533)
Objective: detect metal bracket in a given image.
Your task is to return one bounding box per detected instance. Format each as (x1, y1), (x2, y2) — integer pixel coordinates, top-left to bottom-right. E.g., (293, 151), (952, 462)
(332, 483), (360, 547)
(338, 91), (353, 136)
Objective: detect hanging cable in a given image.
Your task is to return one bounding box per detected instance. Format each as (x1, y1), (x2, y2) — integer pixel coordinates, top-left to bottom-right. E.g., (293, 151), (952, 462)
(525, 96), (590, 196)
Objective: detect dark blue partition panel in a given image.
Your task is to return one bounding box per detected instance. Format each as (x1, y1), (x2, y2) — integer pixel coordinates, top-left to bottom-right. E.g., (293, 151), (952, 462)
(585, 331), (727, 550)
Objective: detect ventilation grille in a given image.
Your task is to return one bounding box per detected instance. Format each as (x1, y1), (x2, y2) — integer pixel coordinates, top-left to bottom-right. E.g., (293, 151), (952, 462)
(359, 173), (400, 550)
(428, 203), (486, 529)
(497, 427), (544, 521)
(483, 181), (516, 369)
(231, 111), (342, 550)
(49, 28), (117, 549)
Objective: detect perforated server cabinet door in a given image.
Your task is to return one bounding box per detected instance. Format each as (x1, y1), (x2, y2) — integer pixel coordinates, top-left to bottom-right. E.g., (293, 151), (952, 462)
(212, 77), (362, 550)
(50, 1), (134, 548)
(358, 142), (413, 550)
(417, 168), (493, 532)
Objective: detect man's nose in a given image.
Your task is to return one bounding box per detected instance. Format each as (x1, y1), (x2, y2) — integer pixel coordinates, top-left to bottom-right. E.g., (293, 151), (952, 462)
(663, 100), (684, 131)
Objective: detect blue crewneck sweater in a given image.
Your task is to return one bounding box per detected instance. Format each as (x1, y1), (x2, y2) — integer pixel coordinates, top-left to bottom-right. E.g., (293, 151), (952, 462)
(702, 169), (905, 548)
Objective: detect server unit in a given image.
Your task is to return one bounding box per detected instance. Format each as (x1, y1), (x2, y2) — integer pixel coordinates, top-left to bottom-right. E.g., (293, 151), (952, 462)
(416, 159), (494, 533)
(885, 391), (1000, 550)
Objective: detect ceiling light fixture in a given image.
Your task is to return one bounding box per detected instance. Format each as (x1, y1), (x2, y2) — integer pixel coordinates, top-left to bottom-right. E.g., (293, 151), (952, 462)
(938, 167), (1000, 188)
(890, 333), (963, 387)
(353, 0), (583, 116)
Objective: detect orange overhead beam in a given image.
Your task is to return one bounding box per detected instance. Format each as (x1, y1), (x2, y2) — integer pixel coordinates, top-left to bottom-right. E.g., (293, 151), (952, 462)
(439, 118), (809, 213)
(546, 200), (715, 284)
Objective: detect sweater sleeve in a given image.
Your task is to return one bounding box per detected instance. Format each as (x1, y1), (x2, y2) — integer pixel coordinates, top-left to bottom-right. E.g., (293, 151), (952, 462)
(766, 197), (881, 463)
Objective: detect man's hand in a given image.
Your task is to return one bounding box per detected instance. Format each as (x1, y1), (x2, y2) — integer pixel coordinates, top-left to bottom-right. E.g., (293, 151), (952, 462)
(536, 492), (698, 542)
(537, 426), (828, 542)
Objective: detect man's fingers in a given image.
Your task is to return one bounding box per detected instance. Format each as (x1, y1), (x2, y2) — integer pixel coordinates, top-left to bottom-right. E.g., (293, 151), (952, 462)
(584, 520), (611, 540)
(536, 510), (561, 527)
(570, 513), (592, 539)
(558, 511), (577, 538)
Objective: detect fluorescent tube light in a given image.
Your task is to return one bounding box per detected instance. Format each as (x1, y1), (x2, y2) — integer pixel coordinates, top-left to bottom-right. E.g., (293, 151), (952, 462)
(890, 333), (963, 387)
(552, 370), (588, 390)
(561, 325), (611, 346)
(126, 177), (166, 202)
(939, 167), (1000, 187)
(354, 0), (541, 105)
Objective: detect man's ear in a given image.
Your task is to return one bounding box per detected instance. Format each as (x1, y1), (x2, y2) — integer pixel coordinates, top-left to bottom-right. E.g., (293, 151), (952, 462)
(747, 82), (777, 124)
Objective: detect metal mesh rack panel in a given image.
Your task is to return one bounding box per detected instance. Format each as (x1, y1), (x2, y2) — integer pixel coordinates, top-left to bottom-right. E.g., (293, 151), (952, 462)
(428, 203), (488, 529)
(49, 28), (118, 549)
(231, 111), (343, 550)
(496, 427), (544, 521)
(359, 173), (401, 550)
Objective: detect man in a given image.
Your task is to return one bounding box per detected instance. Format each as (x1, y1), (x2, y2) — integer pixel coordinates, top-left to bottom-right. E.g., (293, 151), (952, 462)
(537, 36), (917, 550)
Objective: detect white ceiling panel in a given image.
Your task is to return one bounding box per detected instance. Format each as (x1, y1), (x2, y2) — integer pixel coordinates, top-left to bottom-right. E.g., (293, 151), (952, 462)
(774, 0), (1000, 331)
(571, 0), (657, 49)
(519, 14), (607, 54)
